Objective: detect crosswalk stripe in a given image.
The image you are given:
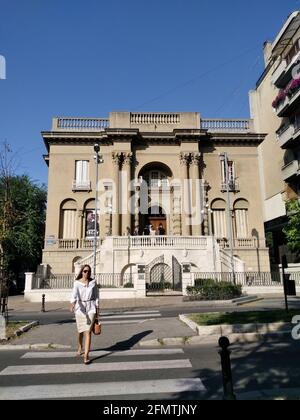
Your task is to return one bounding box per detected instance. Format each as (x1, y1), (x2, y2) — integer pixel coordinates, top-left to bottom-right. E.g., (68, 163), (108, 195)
(21, 349), (184, 359)
(0, 359), (192, 376)
(101, 311), (160, 316)
(100, 314), (162, 319)
(0, 378), (206, 400)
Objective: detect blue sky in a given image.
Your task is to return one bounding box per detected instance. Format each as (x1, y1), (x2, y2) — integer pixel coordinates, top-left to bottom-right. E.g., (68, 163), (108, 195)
(0, 0), (299, 185)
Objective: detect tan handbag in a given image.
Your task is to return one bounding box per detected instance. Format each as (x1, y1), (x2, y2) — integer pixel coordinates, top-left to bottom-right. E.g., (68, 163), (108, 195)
(93, 310), (101, 335)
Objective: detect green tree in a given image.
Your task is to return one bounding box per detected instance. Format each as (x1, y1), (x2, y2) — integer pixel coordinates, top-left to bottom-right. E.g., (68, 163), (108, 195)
(283, 199), (300, 257)
(0, 143), (47, 291)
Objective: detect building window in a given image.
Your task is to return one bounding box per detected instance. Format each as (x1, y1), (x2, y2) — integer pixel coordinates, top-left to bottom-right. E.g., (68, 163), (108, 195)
(234, 199), (249, 238)
(221, 159), (237, 191)
(73, 161), (91, 191)
(144, 171), (169, 188)
(62, 210), (77, 239)
(85, 210), (99, 238)
(211, 199), (227, 238)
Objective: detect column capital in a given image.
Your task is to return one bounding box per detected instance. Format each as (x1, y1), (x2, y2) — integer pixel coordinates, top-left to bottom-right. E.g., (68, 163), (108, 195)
(179, 152), (191, 166)
(124, 152), (133, 166)
(112, 152), (123, 166)
(191, 152), (201, 166)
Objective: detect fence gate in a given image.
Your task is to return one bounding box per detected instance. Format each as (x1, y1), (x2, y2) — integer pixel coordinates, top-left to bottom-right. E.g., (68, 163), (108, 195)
(146, 255), (183, 294)
(172, 256), (182, 291)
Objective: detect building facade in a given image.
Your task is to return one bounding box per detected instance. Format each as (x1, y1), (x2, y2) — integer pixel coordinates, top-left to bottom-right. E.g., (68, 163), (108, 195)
(40, 111), (270, 279)
(250, 11), (300, 267)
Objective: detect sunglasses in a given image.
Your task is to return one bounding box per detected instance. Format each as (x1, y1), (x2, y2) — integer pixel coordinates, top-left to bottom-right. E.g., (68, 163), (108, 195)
(83, 270), (90, 274)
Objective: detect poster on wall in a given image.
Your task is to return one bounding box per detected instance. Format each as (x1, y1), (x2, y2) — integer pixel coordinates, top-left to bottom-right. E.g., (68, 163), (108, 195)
(85, 211), (99, 237)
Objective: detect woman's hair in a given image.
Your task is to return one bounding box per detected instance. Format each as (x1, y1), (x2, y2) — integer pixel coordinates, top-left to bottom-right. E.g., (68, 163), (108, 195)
(76, 265), (92, 281)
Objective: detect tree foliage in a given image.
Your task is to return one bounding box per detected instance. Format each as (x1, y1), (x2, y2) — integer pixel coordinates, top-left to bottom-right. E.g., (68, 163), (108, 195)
(0, 143), (47, 289)
(283, 199), (300, 257)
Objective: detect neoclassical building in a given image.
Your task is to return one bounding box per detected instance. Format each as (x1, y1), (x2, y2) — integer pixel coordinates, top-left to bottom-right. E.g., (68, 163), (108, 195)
(41, 112), (270, 279)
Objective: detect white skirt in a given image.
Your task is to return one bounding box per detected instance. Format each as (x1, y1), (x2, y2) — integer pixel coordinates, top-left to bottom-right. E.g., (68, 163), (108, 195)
(75, 313), (96, 333)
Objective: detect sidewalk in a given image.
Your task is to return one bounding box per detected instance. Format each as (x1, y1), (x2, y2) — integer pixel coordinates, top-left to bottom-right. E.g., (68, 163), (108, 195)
(6, 294), (240, 313)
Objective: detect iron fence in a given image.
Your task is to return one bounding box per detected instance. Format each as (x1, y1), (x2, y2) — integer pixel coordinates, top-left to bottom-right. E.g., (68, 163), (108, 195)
(193, 272), (300, 286)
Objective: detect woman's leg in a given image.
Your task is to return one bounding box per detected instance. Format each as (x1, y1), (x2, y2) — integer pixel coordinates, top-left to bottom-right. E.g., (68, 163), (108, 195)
(84, 331), (92, 362)
(77, 333), (84, 355)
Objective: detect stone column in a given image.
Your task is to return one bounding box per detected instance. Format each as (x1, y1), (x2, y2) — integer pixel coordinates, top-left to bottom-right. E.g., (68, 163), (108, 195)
(112, 152), (121, 236)
(190, 153), (201, 236)
(180, 153), (191, 236)
(122, 153), (133, 235)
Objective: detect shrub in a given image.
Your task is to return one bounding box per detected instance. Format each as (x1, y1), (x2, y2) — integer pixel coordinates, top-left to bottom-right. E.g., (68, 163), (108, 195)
(123, 282), (134, 288)
(186, 280), (242, 301)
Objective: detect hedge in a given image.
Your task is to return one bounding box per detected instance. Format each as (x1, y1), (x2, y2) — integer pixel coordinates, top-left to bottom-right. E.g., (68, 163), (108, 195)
(186, 279), (242, 301)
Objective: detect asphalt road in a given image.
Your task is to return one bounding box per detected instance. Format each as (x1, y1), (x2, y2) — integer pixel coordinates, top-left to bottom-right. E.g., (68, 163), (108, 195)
(0, 338), (300, 400)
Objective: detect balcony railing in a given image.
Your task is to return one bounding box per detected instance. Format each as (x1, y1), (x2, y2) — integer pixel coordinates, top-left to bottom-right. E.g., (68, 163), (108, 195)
(276, 123), (294, 148)
(217, 238), (259, 249)
(72, 180), (92, 191)
(201, 119), (253, 133)
(221, 180), (239, 192)
(53, 117), (110, 131)
(56, 239), (101, 250)
(113, 236), (208, 249)
(272, 59), (287, 87)
(282, 160), (299, 181)
(130, 113), (181, 125)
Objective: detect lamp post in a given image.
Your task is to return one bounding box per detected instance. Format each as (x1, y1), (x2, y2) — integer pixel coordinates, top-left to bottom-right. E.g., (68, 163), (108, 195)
(93, 144), (102, 277)
(220, 152), (236, 284)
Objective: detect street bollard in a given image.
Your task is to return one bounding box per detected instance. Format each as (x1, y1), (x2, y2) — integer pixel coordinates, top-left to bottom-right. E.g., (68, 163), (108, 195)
(41, 294), (46, 313)
(218, 336), (236, 401)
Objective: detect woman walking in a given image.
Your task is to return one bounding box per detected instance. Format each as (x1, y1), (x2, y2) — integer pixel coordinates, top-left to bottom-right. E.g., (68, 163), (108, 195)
(70, 265), (99, 365)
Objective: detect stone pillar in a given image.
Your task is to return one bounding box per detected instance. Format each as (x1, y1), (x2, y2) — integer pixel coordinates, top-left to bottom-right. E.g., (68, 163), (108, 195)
(181, 263), (193, 296)
(190, 153), (201, 236)
(134, 263), (147, 298)
(122, 153), (133, 235)
(25, 273), (35, 292)
(180, 153), (191, 236)
(112, 153), (121, 236)
(134, 182), (140, 233)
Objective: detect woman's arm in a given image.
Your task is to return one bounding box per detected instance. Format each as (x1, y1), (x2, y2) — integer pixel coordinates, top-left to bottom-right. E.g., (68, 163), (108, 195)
(70, 283), (78, 313)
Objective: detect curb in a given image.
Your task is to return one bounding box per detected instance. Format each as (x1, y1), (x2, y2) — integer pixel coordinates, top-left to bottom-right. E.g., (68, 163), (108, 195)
(139, 315), (294, 347)
(0, 343), (72, 351)
(15, 321), (39, 337)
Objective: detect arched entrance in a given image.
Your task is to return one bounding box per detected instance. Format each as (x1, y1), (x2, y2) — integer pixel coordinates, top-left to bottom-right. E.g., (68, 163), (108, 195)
(140, 205), (167, 235)
(138, 162), (172, 235)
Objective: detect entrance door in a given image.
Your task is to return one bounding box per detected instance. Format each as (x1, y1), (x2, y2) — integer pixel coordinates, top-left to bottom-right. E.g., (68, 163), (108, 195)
(148, 218), (167, 234)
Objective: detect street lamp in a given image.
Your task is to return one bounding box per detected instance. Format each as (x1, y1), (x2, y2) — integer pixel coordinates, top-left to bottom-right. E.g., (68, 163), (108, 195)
(220, 152), (236, 284)
(93, 144), (102, 278)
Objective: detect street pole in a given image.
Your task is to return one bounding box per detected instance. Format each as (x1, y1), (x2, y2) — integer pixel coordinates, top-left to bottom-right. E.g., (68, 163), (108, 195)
(93, 144), (101, 278)
(223, 152), (236, 285)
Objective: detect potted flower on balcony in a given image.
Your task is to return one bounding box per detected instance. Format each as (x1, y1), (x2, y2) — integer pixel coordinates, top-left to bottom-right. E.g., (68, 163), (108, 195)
(286, 78), (300, 97)
(272, 89), (287, 109)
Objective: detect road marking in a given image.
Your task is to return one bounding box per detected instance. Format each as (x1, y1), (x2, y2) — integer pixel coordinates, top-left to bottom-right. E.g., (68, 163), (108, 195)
(100, 314), (162, 319)
(101, 311), (161, 316)
(21, 348), (184, 359)
(0, 378), (206, 400)
(0, 359), (192, 376)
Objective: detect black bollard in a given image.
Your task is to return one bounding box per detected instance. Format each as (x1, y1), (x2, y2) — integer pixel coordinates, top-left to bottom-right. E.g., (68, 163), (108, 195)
(41, 294), (46, 313)
(218, 336), (236, 401)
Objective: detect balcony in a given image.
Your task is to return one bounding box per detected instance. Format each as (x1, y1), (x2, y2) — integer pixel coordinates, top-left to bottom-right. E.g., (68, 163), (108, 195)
(274, 80), (300, 118)
(72, 180), (92, 192)
(221, 180), (239, 192)
(201, 119), (253, 133)
(282, 160), (299, 181)
(272, 59), (287, 87)
(52, 117), (110, 131)
(276, 123), (294, 148)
